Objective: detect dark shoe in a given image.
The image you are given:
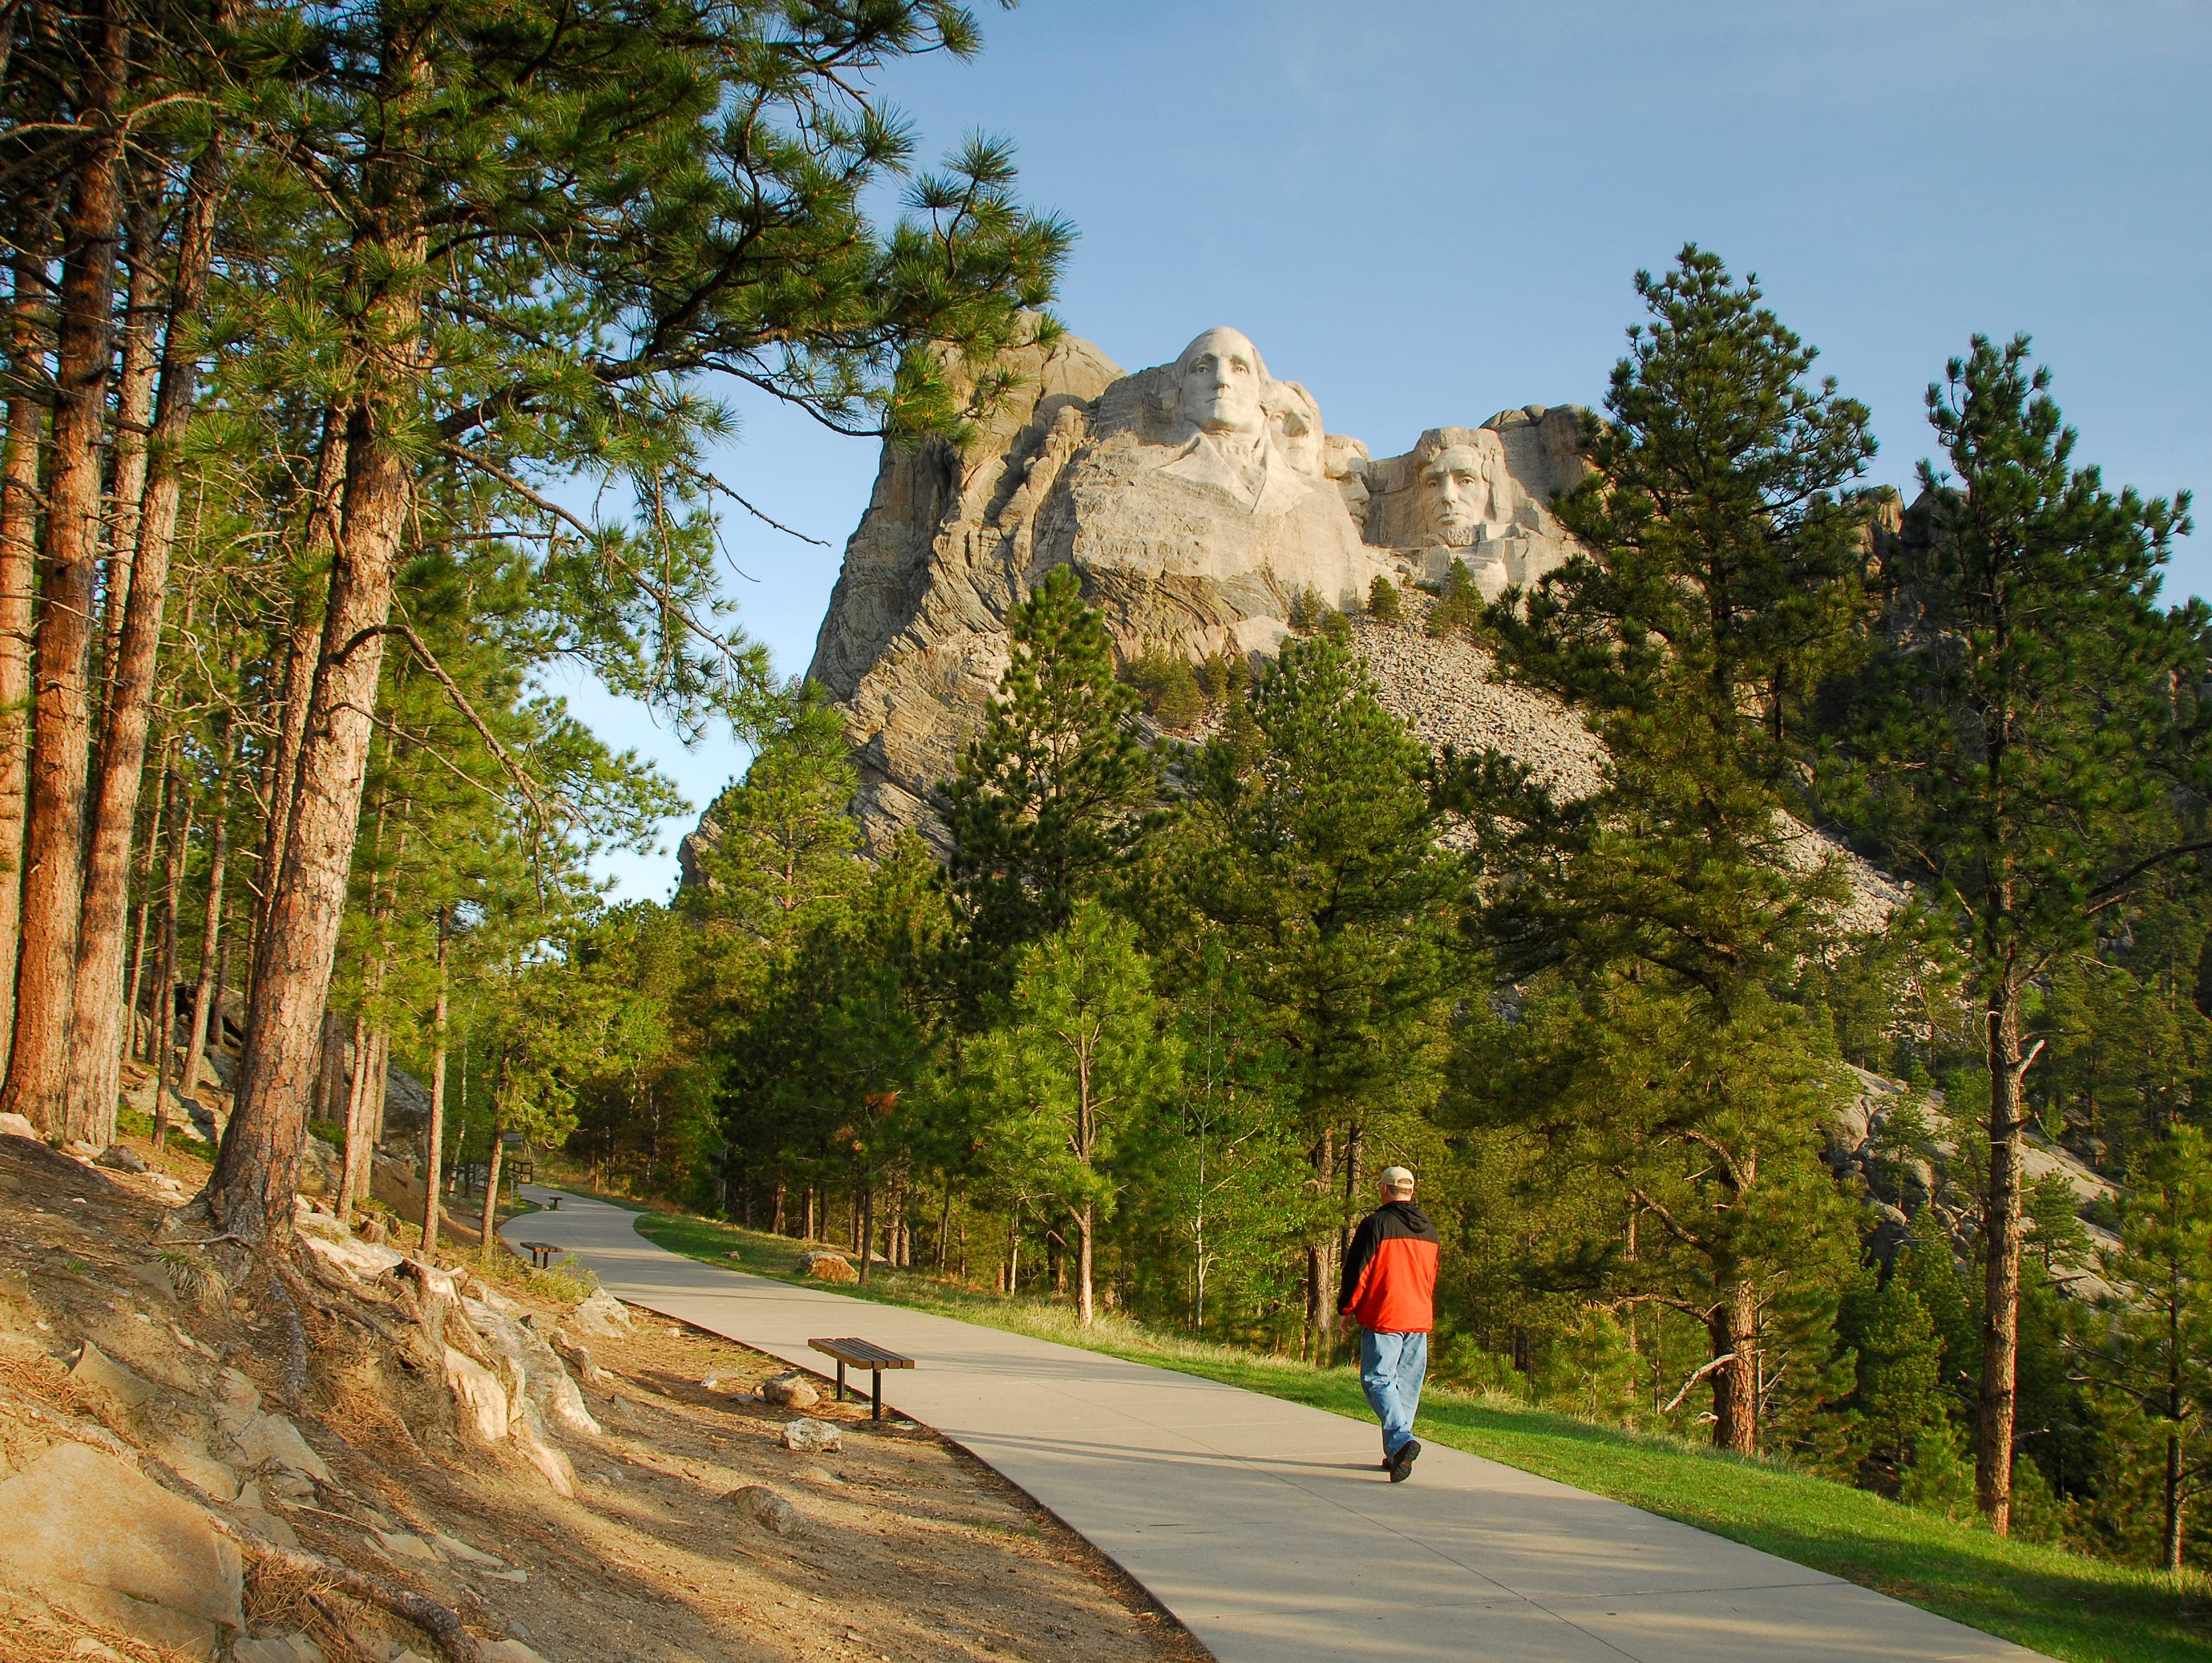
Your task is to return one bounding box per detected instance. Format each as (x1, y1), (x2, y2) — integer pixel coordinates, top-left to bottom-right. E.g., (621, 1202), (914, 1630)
(1389, 1439), (1421, 1483)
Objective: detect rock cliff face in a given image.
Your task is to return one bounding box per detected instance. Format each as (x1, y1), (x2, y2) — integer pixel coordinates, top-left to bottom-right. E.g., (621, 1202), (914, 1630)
(801, 321), (1598, 850)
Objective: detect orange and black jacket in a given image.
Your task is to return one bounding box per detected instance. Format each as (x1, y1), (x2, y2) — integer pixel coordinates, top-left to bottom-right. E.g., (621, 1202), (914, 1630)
(1338, 1201), (1439, 1333)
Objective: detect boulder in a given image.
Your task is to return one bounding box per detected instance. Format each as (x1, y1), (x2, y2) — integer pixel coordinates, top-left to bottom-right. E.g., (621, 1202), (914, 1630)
(229, 1411), (334, 1485)
(568, 1292), (633, 1337)
(96, 1143), (148, 1173)
(761, 1371), (819, 1410)
(0, 1110), (39, 1140)
(157, 1437), (241, 1504)
(0, 1442), (243, 1658)
(70, 1341), (155, 1411)
(467, 1300), (602, 1438)
(726, 1484), (805, 1537)
(294, 1206), (405, 1282)
(781, 1417), (841, 1454)
(511, 1401), (577, 1498)
(797, 1250), (858, 1284)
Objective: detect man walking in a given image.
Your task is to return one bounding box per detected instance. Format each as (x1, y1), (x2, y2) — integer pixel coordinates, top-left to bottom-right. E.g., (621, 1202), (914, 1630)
(1339, 1165), (1439, 1482)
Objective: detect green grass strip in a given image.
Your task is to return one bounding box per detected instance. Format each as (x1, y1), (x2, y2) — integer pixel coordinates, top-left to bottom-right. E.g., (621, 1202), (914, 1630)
(613, 1203), (2205, 1663)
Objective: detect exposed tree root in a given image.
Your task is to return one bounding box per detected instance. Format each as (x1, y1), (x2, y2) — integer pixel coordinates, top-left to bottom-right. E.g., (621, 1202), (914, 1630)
(207, 1516), (486, 1663)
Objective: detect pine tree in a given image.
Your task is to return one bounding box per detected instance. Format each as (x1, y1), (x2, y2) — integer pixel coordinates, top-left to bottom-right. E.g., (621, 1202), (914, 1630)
(196, 0), (1068, 1242)
(1503, 244), (1875, 761)
(1821, 334), (2209, 1531)
(1165, 636), (1464, 1351)
(2072, 1125), (2212, 1571)
(970, 901), (1177, 1325)
(684, 692), (862, 951)
(1846, 1269), (1950, 1496)
(1465, 249), (1876, 1451)
(947, 566), (1157, 986)
(1472, 977), (1860, 1454)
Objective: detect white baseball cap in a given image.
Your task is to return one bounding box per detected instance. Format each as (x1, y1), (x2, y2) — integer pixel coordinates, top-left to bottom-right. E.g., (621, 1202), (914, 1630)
(1380, 1165), (1415, 1192)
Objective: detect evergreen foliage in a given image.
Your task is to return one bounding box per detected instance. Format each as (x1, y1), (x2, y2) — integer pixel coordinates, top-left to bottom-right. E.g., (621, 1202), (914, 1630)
(947, 566), (1160, 983)
(1819, 332), (2211, 1531)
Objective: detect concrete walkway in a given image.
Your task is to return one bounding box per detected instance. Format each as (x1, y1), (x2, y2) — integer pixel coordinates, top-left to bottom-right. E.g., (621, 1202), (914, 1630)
(505, 1191), (2041, 1662)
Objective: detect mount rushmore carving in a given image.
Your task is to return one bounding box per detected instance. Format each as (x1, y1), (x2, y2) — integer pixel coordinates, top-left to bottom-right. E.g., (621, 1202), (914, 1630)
(795, 321), (1595, 849)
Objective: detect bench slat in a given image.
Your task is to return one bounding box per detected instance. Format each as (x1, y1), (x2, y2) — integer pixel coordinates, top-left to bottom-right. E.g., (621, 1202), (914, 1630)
(809, 1337), (915, 1369)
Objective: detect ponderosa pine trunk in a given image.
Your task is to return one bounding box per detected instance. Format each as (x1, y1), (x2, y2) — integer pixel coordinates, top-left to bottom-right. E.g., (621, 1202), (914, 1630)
(337, 1011), (369, 1215)
(124, 735), (170, 1060)
(1978, 979), (2031, 1535)
(1707, 1282), (1761, 1456)
(421, 906), (449, 1256)
(0, 237), (50, 1074)
(1304, 1126), (1337, 1353)
(249, 420), (343, 981)
(2, 0), (129, 1137)
(207, 102), (427, 1238)
(365, 1030), (389, 1176)
(101, 193), (159, 696)
(61, 147), (223, 1145)
(179, 717), (232, 1096)
(1075, 1197), (1096, 1327)
(478, 1127), (504, 1257)
(148, 769), (191, 1146)
(209, 405), (412, 1238)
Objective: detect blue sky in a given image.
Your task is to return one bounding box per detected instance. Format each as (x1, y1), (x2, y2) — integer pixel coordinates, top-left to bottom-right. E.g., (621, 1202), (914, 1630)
(563, 0), (2212, 902)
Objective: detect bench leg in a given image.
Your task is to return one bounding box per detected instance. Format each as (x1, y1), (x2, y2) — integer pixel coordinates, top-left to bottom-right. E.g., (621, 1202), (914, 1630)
(872, 1369), (882, 1421)
(836, 1361), (847, 1402)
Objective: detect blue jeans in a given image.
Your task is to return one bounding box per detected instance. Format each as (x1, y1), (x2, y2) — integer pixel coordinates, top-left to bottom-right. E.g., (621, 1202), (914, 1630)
(1358, 1328), (1427, 1458)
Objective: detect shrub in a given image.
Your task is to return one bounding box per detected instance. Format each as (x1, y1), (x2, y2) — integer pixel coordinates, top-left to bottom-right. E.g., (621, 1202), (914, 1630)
(1367, 575), (1403, 623)
(1125, 648), (1205, 728)
(1427, 558), (1486, 638)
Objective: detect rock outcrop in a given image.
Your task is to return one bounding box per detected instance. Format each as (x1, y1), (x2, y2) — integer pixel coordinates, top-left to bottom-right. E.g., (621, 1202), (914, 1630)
(794, 320), (1597, 853)
(678, 318), (1898, 939)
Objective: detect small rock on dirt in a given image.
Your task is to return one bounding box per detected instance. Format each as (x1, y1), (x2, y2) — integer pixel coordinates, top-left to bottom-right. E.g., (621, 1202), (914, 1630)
(782, 1417), (841, 1454)
(96, 1143), (148, 1173)
(71, 1341), (155, 1409)
(233, 1635), (324, 1663)
(374, 1529), (440, 1561)
(0, 1110), (36, 1140)
(569, 1292), (633, 1337)
(762, 1371), (819, 1409)
(797, 1250), (858, 1283)
(231, 1409), (335, 1483)
(726, 1484), (805, 1537)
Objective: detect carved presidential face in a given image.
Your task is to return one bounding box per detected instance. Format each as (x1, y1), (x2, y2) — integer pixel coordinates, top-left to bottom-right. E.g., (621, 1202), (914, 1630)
(1421, 442), (1498, 547)
(1174, 328), (1268, 437)
(1267, 381), (1325, 476)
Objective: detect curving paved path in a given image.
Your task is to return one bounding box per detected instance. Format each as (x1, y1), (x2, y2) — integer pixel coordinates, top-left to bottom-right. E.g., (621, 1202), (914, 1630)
(505, 1189), (2041, 1662)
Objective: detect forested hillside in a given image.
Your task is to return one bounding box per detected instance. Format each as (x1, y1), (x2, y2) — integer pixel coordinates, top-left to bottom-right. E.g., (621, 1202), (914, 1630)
(2, 0), (2208, 1614)
(597, 256), (2212, 1576)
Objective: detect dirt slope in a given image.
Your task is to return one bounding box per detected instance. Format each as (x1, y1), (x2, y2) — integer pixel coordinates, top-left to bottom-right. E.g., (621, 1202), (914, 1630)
(0, 1131), (1209, 1663)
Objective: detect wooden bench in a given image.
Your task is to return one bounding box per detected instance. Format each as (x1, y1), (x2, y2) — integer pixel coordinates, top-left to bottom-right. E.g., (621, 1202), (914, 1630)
(808, 1337), (915, 1420)
(518, 1240), (563, 1269)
